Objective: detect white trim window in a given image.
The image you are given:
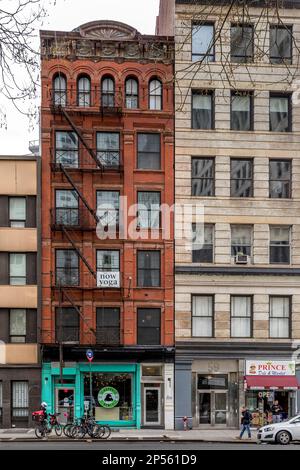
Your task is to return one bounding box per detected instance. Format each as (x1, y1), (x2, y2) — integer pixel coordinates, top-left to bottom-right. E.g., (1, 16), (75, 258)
(192, 295), (214, 337)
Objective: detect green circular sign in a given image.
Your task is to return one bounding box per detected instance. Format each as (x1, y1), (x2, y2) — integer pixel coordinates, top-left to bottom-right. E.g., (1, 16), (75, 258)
(98, 386), (120, 408)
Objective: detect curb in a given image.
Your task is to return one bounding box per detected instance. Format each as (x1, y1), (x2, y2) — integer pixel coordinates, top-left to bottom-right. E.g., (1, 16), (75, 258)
(0, 437), (258, 444)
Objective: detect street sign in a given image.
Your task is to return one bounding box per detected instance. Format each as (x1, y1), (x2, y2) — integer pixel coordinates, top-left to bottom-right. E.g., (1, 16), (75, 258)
(86, 349), (94, 362)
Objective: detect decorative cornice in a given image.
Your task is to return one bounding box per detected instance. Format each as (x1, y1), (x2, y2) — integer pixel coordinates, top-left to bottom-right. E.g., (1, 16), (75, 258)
(73, 20), (140, 41)
(175, 266), (300, 276)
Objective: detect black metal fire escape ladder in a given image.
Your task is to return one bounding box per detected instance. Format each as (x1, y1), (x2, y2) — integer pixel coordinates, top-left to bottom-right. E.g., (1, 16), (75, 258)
(58, 105), (102, 172)
(62, 226), (96, 281)
(59, 164), (98, 223)
(61, 288), (96, 337)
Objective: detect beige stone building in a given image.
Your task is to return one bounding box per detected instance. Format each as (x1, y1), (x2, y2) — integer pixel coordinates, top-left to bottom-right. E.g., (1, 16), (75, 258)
(158, 0), (300, 429)
(0, 155), (40, 427)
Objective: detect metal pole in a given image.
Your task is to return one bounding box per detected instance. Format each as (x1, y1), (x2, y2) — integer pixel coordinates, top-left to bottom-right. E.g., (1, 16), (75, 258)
(59, 286), (64, 385)
(89, 360), (93, 417)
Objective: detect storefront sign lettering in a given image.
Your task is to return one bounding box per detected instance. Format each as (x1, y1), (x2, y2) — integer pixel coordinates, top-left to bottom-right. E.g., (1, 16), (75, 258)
(98, 386), (120, 408)
(246, 361), (296, 376)
(97, 272), (120, 288)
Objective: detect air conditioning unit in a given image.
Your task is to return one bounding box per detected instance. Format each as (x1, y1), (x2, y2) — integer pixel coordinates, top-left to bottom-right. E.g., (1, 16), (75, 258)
(235, 254), (249, 265)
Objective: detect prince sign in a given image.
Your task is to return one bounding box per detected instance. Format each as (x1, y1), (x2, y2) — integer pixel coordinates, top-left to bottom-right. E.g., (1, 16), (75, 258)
(97, 272), (120, 288)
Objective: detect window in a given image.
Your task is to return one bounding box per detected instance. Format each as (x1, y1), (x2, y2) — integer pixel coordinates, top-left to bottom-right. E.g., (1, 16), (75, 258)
(231, 225), (252, 257)
(56, 250), (79, 286)
(97, 250), (120, 272)
(77, 76), (91, 107)
(53, 74), (67, 106)
(97, 191), (119, 227)
(270, 25), (292, 64)
(269, 160), (292, 198)
(56, 307), (79, 343)
(102, 77), (115, 107)
(55, 131), (79, 168)
(137, 133), (161, 170)
(270, 94), (291, 132)
(192, 224), (214, 263)
(96, 132), (120, 167)
(192, 91), (213, 129)
(192, 158), (214, 197)
(125, 78), (138, 109)
(137, 192), (161, 229)
(137, 308), (161, 345)
(96, 307), (120, 345)
(231, 24), (254, 63)
(12, 381), (28, 419)
(149, 79), (162, 110)
(192, 295), (214, 337)
(137, 251), (160, 287)
(10, 309), (26, 343)
(55, 190), (79, 226)
(9, 197), (26, 227)
(270, 296), (290, 338)
(270, 226), (290, 264)
(10, 253), (26, 285)
(231, 296), (252, 338)
(231, 159), (253, 197)
(231, 92), (253, 131)
(192, 23), (214, 62)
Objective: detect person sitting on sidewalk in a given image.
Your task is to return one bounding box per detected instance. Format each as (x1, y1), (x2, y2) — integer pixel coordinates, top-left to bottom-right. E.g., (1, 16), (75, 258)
(237, 406), (252, 440)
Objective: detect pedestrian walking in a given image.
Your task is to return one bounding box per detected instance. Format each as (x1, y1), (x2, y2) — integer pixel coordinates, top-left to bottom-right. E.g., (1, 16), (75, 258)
(237, 406), (252, 440)
(271, 400), (283, 424)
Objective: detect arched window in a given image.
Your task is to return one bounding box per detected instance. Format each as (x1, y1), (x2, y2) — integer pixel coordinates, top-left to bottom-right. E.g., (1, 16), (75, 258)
(77, 75), (91, 107)
(149, 79), (163, 110)
(53, 74), (67, 106)
(125, 77), (139, 109)
(102, 77), (115, 108)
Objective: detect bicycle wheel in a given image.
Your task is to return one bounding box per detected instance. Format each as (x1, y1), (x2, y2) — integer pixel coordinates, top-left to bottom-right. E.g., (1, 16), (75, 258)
(88, 424), (101, 438)
(35, 425), (45, 439)
(101, 425), (111, 440)
(72, 425), (86, 439)
(63, 424), (72, 438)
(55, 424), (63, 437)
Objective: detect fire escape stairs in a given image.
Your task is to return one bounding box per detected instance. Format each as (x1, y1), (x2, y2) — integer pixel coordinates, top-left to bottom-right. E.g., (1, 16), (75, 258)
(60, 287), (96, 338)
(61, 225), (96, 281)
(58, 105), (102, 172)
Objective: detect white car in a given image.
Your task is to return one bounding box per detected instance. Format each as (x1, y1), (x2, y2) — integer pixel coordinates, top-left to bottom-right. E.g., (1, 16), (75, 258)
(258, 415), (300, 445)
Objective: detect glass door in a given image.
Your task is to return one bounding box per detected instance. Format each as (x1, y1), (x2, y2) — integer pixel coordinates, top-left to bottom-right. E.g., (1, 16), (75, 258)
(198, 392), (211, 425)
(55, 388), (75, 424)
(144, 386), (161, 426)
(214, 392), (227, 425)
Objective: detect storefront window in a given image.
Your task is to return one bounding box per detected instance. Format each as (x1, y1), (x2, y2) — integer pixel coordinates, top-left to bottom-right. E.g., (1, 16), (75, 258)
(245, 390), (291, 427)
(83, 373), (133, 422)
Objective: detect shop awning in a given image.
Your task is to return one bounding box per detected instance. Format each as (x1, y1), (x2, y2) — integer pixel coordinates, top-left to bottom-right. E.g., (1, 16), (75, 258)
(245, 375), (299, 390)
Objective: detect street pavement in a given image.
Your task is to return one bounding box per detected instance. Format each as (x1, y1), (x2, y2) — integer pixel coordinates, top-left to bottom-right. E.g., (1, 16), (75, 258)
(0, 441), (300, 450)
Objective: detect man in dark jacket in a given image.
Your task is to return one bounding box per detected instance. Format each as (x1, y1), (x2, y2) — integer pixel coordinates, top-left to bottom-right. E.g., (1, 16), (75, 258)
(237, 406), (252, 439)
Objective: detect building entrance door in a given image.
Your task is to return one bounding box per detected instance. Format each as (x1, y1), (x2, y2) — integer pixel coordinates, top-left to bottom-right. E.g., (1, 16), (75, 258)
(55, 388), (75, 424)
(198, 391), (228, 427)
(144, 386), (161, 426)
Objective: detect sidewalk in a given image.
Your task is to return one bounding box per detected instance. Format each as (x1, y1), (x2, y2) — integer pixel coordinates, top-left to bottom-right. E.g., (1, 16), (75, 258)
(0, 428), (259, 443)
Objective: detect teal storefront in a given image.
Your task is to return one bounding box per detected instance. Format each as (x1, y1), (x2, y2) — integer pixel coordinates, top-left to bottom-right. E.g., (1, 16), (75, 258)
(42, 363), (141, 428)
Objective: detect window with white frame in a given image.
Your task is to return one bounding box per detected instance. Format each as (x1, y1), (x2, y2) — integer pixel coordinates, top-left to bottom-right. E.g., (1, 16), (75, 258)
(10, 309), (26, 343)
(231, 296), (252, 338)
(77, 76), (91, 107)
(137, 192), (160, 229)
(97, 190), (120, 227)
(10, 253), (26, 285)
(53, 74), (67, 106)
(9, 197), (26, 227)
(55, 131), (79, 168)
(12, 381), (29, 418)
(97, 250), (120, 272)
(192, 295), (214, 337)
(270, 296), (290, 338)
(149, 79), (162, 110)
(125, 78), (139, 109)
(192, 224), (214, 263)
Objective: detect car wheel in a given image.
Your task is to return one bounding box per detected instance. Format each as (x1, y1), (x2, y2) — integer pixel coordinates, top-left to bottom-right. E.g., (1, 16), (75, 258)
(276, 431), (291, 445)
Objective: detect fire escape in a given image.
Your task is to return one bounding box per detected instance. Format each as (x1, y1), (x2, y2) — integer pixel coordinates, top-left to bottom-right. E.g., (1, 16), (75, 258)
(49, 89), (124, 349)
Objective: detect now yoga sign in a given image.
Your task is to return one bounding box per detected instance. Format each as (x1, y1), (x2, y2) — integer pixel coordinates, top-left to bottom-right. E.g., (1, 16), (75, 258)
(97, 271), (120, 288)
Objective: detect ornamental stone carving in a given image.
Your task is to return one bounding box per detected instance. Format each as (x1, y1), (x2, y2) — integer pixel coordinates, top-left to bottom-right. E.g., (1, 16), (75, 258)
(74, 20), (139, 41)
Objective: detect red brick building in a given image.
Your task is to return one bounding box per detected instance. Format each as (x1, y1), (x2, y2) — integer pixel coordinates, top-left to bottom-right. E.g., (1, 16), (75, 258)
(40, 21), (174, 428)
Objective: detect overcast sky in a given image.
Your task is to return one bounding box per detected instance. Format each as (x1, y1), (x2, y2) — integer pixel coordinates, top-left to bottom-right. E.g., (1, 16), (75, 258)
(0, 0), (160, 155)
